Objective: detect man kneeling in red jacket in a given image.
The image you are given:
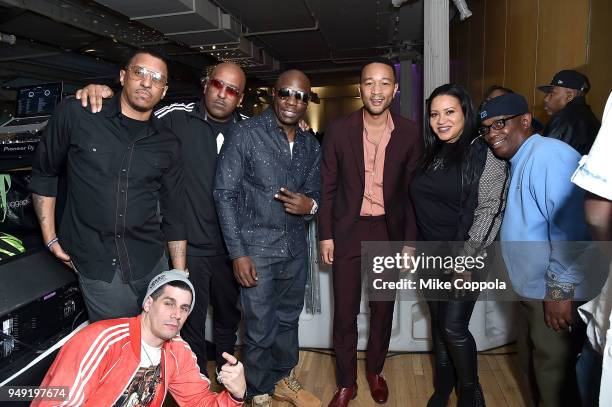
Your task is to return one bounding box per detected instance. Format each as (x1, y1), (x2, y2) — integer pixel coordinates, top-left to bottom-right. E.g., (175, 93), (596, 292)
(33, 269), (246, 406)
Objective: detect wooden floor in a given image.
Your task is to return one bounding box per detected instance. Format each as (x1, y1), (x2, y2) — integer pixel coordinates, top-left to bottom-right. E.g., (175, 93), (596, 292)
(184, 345), (532, 407)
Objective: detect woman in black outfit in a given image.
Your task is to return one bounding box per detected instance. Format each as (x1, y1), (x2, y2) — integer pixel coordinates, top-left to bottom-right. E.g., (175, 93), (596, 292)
(410, 84), (508, 407)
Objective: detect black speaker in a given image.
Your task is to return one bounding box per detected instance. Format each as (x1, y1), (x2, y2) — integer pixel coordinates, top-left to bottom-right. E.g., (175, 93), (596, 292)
(0, 248), (86, 387)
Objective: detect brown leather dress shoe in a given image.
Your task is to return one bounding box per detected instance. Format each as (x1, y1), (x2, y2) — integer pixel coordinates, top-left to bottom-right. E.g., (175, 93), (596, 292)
(366, 372), (389, 404)
(328, 383), (357, 407)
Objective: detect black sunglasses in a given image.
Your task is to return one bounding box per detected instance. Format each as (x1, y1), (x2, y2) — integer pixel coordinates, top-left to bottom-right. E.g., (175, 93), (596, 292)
(478, 114), (522, 136)
(276, 87), (310, 104)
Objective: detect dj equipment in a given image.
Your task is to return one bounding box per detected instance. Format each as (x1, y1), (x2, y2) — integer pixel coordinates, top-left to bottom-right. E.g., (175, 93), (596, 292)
(1, 82), (62, 130)
(0, 131), (42, 165)
(0, 248), (86, 386)
(0, 83), (63, 169)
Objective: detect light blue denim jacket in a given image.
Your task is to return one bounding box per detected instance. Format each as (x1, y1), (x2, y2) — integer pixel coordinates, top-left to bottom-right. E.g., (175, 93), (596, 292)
(500, 134), (591, 299)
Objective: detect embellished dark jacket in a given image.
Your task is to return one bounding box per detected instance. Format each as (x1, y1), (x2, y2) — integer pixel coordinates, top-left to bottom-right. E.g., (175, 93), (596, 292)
(214, 108), (321, 259)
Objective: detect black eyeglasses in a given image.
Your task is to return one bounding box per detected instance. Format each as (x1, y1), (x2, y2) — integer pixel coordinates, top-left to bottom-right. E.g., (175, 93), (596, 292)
(478, 114), (522, 136)
(276, 87), (310, 104)
(127, 65), (167, 88)
(207, 78), (241, 98)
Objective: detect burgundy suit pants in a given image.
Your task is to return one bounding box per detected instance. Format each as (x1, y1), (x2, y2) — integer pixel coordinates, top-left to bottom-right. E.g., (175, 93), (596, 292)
(332, 215), (395, 387)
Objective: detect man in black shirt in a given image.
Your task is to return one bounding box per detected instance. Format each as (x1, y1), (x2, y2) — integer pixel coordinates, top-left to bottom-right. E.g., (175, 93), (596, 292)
(75, 62), (246, 377)
(30, 50), (187, 322)
(153, 63), (246, 377)
(537, 70), (601, 155)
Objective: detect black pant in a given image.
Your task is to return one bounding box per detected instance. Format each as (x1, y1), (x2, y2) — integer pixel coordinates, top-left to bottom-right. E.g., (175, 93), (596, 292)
(427, 300), (481, 407)
(180, 254), (241, 372)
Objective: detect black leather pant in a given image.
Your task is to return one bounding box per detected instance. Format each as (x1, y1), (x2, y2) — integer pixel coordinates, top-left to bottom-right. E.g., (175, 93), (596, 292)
(427, 300), (483, 407)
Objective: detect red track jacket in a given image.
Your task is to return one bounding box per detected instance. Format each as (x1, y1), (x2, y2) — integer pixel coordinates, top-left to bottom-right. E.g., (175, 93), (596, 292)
(32, 315), (243, 407)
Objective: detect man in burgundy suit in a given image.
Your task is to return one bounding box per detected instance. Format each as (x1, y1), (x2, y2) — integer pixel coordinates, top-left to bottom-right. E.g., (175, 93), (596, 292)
(319, 59), (420, 407)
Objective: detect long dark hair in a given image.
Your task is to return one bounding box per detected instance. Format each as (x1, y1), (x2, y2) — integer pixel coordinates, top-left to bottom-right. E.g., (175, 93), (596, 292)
(420, 83), (479, 169)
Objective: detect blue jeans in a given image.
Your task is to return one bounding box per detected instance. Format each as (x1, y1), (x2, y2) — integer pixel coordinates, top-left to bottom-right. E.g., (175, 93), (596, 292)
(240, 255), (307, 396)
(576, 340), (602, 407)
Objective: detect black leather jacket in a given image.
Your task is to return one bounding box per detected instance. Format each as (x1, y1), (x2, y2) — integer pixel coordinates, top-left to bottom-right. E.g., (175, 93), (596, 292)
(543, 96), (600, 155)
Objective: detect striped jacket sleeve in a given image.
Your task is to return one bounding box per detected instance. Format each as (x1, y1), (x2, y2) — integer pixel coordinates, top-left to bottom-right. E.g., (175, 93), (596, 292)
(154, 102), (196, 120)
(462, 149), (509, 256)
(31, 322), (130, 407)
(167, 337), (243, 406)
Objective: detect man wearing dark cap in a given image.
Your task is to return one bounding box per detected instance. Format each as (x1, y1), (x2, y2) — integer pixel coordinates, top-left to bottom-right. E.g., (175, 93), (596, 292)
(537, 69), (600, 155)
(480, 93), (591, 407)
(33, 270), (246, 407)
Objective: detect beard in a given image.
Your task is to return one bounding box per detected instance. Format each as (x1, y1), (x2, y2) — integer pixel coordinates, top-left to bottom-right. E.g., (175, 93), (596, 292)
(123, 89), (158, 113)
(363, 99), (392, 117)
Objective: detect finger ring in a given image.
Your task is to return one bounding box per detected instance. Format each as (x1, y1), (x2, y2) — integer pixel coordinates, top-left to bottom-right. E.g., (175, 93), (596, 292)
(217, 373), (224, 384)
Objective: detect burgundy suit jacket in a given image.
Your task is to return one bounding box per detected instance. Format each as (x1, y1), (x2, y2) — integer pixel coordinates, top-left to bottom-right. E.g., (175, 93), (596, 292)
(319, 108), (421, 245)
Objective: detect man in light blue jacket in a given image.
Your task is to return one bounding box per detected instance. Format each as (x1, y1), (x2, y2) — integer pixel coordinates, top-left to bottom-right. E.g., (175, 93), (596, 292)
(480, 92), (590, 407)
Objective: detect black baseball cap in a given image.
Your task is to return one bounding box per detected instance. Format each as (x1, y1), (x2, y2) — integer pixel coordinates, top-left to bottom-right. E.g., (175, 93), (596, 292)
(537, 70), (590, 93)
(480, 93), (529, 122)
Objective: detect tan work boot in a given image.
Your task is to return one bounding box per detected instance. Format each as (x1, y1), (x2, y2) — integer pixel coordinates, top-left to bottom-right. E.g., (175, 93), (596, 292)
(273, 369), (322, 407)
(250, 394), (272, 407)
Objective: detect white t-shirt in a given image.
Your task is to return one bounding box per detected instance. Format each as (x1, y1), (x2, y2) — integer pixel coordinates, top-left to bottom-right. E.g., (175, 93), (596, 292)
(140, 341), (161, 367)
(216, 133), (224, 154)
(571, 90), (612, 406)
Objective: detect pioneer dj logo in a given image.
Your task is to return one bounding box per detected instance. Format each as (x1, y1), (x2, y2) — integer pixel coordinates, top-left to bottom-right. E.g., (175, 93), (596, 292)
(3, 145), (26, 152)
(2, 144), (35, 152)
